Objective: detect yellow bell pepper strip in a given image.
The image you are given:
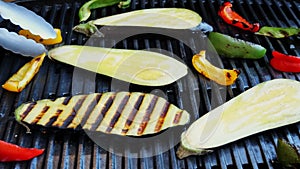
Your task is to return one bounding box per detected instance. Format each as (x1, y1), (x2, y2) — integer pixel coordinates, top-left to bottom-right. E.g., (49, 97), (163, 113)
(2, 53), (46, 92)
(192, 50), (240, 86)
(79, 0), (131, 22)
(255, 26), (300, 38)
(19, 28), (63, 45)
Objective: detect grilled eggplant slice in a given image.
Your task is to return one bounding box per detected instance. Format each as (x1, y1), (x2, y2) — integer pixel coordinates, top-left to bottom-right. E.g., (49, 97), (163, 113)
(15, 92), (190, 136)
(48, 45), (188, 86)
(177, 79), (300, 159)
(73, 8), (202, 36)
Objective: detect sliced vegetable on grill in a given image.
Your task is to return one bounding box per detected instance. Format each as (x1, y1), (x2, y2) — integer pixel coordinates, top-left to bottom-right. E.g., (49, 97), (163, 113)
(15, 92), (190, 136)
(0, 140), (44, 162)
(79, 0), (131, 22)
(48, 45), (187, 86)
(208, 32), (266, 59)
(2, 53), (46, 92)
(255, 26), (300, 38)
(270, 50), (300, 73)
(19, 28), (63, 45)
(192, 50), (240, 86)
(73, 8), (202, 36)
(176, 79), (300, 159)
(276, 139), (300, 168)
(218, 2), (260, 32)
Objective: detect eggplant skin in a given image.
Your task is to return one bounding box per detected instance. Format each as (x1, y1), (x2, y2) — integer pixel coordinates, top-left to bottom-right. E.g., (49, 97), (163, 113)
(15, 92), (190, 136)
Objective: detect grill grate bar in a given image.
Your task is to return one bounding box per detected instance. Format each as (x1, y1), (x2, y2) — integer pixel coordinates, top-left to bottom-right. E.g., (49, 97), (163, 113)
(0, 0), (299, 169)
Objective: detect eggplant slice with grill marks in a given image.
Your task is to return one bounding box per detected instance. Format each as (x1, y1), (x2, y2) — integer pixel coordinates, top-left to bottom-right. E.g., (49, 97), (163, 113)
(14, 92), (190, 136)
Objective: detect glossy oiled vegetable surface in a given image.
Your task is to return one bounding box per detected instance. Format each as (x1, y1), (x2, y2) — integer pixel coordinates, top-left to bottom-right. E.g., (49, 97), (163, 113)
(73, 8), (202, 36)
(208, 32), (266, 59)
(93, 8), (201, 28)
(177, 79), (300, 158)
(48, 45), (188, 86)
(15, 92), (190, 136)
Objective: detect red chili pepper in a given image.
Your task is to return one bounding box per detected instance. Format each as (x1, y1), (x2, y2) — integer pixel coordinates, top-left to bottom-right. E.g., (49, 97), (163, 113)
(270, 50), (300, 72)
(218, 2), (260, 32)
(0, 140), (44, 162)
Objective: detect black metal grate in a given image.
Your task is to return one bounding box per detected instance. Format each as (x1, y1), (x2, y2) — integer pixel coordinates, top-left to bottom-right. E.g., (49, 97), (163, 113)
(0, 0), (300, 168)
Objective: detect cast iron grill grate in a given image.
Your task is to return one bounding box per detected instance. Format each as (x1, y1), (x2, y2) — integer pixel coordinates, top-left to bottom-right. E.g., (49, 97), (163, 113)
(0, 0), (299, 168)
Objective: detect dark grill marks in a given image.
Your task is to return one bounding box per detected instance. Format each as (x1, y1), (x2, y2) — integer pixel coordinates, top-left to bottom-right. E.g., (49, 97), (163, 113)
(173, 110), (183, 124)
(90, 94), (115, 131)
(62, 96), (72, 105)
(32, 106), (50, 124)
(78, 93), (102, 128)
(18, 92), (189, 136)
(106, 94), (130, 133)
(121, 94), (144, 135)
(61, 96), (87, 128)
(61, 110), (76, 128)
(137, 95), (158, 135)
(20, 102), (37, 120)
(154, 102), (170, 133)
(45, 109), (62, 127)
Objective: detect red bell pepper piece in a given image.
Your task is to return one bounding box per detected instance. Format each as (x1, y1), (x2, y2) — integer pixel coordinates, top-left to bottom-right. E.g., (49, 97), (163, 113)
(218, 2), (260, 32)
(270, 51), (300, 73)
(0, 140), (44, 162)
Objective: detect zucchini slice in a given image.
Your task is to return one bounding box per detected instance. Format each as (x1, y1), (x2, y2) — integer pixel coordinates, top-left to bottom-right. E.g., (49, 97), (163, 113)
(15, 92), (190, 136)
(177, 79), (300, 159)
(48, 45), (188, 86)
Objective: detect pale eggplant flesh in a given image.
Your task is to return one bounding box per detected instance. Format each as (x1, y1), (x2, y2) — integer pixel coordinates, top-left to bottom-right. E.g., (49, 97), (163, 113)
(15, 92), (190, 136)
(73, 8), (203, 36)
(177, 79), (300, 159)
(48, 45), (188, 86)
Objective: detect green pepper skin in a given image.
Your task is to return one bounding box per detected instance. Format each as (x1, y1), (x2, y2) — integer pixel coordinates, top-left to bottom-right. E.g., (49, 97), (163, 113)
(255, 26), (300, 38)
(208, 32), (266, 59)
(276, 139), (300, 168)
(79, 0), (131, 22)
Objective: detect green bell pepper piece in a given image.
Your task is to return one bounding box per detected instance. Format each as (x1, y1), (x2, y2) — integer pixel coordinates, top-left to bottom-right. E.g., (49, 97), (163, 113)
(79, 0), (131, 22)
(255, 26), (300, 38)
(208, 32), (266, 59)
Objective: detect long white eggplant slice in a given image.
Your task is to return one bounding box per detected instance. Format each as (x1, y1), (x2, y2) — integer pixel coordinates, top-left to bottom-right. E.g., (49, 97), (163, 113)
(48, 45), (188, 86)
(177, 79), (300, 159)
(0, 0), (56, 39)
(73, 8), (202, 36)
(15, 92), (190, 136)
(0, 28), (46, 57)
